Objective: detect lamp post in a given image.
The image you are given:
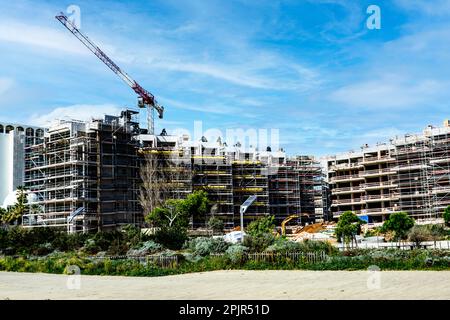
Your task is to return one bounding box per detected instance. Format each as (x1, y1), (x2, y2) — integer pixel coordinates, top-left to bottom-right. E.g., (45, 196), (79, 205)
(239, 195), (257, 242)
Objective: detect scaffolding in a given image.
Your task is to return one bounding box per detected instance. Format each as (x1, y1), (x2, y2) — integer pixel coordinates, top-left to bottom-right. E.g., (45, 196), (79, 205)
(23, 111), (142, 232)
(268, 164), (301, 225)
(328, 121), (450, 222)
(232, 157), (269, 226)
(429, 127), (450, 216)
(393, 134), (434, 219)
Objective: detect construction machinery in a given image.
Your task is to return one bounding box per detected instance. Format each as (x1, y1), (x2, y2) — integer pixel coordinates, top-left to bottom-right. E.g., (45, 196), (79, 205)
(55, 13), (164, 135)
(281, 214), (309, 236)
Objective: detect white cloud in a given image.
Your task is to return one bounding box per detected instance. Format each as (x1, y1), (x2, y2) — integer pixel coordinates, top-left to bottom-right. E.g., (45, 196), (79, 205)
(160, 96), (244, 115)
(329, 76), (445, 109)
(0, 20), (90, 55)
(0, 78), (14, 96)
(29, 104), (122, 127)
(395, 0), (450, 16)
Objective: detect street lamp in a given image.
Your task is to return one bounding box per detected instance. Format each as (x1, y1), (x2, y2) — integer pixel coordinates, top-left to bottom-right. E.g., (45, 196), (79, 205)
(239, 195), (257, 242)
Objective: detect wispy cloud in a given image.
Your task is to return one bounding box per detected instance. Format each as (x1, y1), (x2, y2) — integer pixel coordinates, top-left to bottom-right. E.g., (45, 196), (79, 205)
(0, 78), (14, 96)
(329, 76), (445, 109)
(160, 96), (249, 116)
(0, 20), (89, 55)
(29, 104), (122, 127)
(394, 0), (450, 16)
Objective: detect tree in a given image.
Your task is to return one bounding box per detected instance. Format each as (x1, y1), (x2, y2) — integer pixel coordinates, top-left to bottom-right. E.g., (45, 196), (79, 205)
(145, 191), (209, 249)
(3, 187), (28, 225)
(181, 190), (209, 227)
(335, 211), (365, 247)
(208, 216), (224, 235)
(443, 205), (450, 227)
(407, 225), (431, 247)
(139, 152), (170, 219)
(243, 215), (276, 252)
(382, 212), (415, 241)
(0, 207), (7, 224)
(246, 215), (276, 237)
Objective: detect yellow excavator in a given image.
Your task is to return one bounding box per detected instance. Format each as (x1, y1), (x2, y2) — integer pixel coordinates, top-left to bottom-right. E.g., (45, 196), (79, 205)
(280, 214), (310, 236)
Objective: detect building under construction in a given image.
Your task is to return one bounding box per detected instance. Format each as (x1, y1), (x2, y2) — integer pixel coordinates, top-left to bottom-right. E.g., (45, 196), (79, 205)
(326, 120), (450, 222)
(23, 110), (142, 232)
(138, 134), (328, 229)
(20, 109), (329, 232)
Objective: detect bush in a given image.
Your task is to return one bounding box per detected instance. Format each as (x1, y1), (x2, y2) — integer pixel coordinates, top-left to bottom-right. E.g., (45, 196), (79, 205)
(225, 245), (248, 264)
(106, 239), (129, 256)
(382, 212), (415, 240)
(246, 216), (275, 237)
(408, 225), (432, 246)
(127, 240), (162, 256)
(208, 217), (224, 234)
(299, 239), (338, 255)
(265, 239), (302, 253)
(243, 233), (276, 252)
(444, 206), (450, 226)
(82, 239), (101, 254)
(121, 224), (144, 248)
(155, 226), (188, 250)
(185, 237), (230, 256)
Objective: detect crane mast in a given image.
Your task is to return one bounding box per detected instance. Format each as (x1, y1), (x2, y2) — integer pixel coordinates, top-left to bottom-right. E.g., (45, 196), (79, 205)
(55, 13), (164, 134)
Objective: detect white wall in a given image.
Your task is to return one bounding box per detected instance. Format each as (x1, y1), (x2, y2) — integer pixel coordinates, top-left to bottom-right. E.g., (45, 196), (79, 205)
(0, 131), (25, 208)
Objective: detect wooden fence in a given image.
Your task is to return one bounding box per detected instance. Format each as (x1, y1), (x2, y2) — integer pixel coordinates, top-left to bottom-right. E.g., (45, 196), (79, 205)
(90, 251), (327, 268)
(89, 254), (179, 268)
(211, 251), (328, 263)
(338, 240), (450, 251)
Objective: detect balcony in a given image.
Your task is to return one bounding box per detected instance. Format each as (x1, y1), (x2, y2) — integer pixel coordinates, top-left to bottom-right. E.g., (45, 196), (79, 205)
(330, 174), (364, 183)
(392, 164), (430, 172)
(432, 186), (450, 195)
(361, 207), (400, 215)
(329, 162), (364, 171)
(362, 194), (399, 202)
(397, 192), (430, 199)
(360, 168), (395, 177)
(429, 157), (450, 165)
(333, 207), (400, 218)
(332, 186), (363, 194)
(361, 181), (397, 190)
(332, 197), (365, 206)
(361, 155), (395, 164)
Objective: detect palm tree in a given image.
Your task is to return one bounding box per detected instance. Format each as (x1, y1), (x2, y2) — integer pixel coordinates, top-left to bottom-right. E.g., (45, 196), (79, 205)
(4, 186), (28, 225)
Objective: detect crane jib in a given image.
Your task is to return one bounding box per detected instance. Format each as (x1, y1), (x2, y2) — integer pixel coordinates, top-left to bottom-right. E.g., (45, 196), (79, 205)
(55, 12), (164, 125)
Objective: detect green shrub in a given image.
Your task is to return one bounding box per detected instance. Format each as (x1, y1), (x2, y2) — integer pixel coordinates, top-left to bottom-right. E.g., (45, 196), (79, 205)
(82, 239), (101, 254)
(225, 245), (248, 264)
(185, 237), (230, 256)
(155, 226), (188, 250)
(265, 238), (302, 253)
(106, 239), (129, 256)
(243, 233), (276, 252)
(246, 216), (276, 237)
(127, 240), (162, 256)
(208, 217), (224, 234)
(298, 239), (337, 255)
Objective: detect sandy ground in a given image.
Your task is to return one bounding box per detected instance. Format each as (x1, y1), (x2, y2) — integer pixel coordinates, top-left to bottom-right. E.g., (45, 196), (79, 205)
(1, 270), (450, 300)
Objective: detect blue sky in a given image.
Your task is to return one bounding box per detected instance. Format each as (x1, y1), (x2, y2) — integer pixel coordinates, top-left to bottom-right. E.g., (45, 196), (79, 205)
(0, 0), (450, 157)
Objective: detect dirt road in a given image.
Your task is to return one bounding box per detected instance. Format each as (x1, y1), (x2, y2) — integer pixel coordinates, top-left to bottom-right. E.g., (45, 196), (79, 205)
(1, 270), (449, 300)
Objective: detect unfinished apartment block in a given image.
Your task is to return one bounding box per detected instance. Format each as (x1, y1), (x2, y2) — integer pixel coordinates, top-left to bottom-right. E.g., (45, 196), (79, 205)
(138, 133), (328, 229)
(327, 120), (450, 222)
(24, 111), (142, 232)
(268, 163), (301, 225)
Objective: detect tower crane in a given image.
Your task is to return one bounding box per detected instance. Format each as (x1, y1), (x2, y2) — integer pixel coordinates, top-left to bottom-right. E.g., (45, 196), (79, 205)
(55, 13), (164, 134)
